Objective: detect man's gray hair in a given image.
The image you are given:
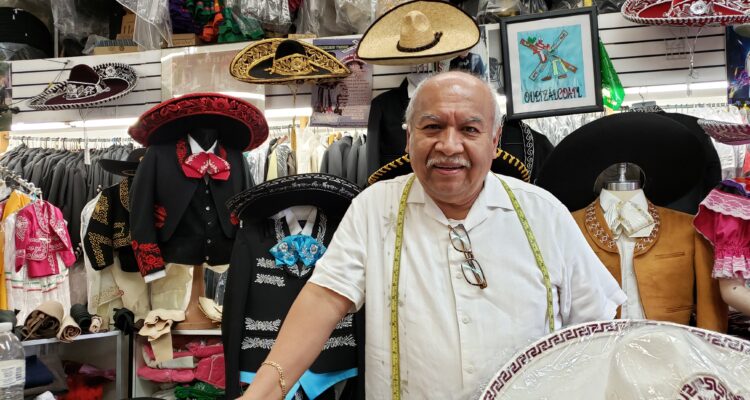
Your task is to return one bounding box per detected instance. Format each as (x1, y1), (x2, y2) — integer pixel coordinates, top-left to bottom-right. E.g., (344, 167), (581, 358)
(403, 71), (504, 138)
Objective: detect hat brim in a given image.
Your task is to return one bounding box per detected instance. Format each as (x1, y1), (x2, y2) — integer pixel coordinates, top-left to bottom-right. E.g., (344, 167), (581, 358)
(481, 320), (750, 399)
(698, 119), (750, 145)
(536, 113), (706, 211)
(98, 159), (140, 177)
(128, 93), (269, 151)
(367, 149), (530, 185)
(227, 173), (362, 223)
(230, 39), (351, 85)
(357, 0), (480, 66)
(621, 0), (750, 26)
(28, 63), (138, 110)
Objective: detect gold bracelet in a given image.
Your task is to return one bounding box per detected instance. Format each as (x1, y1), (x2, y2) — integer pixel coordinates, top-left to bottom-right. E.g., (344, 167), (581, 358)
(261, 360), (287, 398)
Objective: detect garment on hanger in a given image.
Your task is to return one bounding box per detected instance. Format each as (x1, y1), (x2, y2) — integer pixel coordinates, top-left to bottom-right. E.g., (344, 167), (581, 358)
(14, 199), (76, 278)
(572, 197), (727, 331)
(366, 78), (408, 178)
(500, 119), (554, 183)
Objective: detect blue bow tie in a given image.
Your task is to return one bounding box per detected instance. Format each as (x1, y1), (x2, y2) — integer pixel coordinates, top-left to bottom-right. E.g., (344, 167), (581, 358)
(269, 235), (327, 267)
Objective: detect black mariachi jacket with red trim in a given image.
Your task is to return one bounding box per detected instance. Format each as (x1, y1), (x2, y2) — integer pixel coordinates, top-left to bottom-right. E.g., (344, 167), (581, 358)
(129, 137), (251, 278)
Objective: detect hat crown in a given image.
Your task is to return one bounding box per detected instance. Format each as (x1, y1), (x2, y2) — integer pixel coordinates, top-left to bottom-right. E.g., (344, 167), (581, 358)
(126, 147), (147, 163)
(398, 10), (440, 50)
(269, 39), (316, 77)
(68, 64), (100, 84)
(64, 64), (110, 101)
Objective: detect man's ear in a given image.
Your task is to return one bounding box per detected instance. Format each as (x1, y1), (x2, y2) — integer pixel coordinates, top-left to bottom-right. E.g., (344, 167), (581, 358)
(492, 127), (502, 149)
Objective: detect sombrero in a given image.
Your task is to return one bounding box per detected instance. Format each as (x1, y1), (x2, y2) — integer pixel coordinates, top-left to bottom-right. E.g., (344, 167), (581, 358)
(28, 63), (138, 110)
(536, 112), (706, 211)
(621, 0), (750, 27)
(227, 173), (362, 223)
(98, 147), (146, 177)
(230, 39), (351, 85)
(481, 320), (750, 399)
(367, 149), (531, 185)
(357, 0), (480, 66)
(127, 93), (269, 151)
(698, 119), (750, 145)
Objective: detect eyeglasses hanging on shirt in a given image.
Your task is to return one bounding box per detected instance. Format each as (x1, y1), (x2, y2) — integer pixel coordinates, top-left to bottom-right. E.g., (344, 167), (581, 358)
(449, 224), (488, 289)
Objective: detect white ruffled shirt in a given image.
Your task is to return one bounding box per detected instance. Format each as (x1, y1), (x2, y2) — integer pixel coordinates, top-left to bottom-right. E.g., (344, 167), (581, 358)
(599, 189), (655, 319)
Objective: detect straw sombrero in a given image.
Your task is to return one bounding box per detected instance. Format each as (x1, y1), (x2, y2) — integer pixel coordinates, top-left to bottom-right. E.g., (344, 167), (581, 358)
(357, 0), (480, 66)
(481, 320), (750, 399)
(698, 119), (750, 145)
(367, 149), (531, 185)
(230, 39), (351, 85)
(621, 0), (750, 27)
(28, 63), (138, 110)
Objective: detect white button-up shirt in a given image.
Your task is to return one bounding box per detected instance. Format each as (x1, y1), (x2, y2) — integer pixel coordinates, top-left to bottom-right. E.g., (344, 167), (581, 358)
(599, 189), (655, 319)
(310, 173), (626, 399)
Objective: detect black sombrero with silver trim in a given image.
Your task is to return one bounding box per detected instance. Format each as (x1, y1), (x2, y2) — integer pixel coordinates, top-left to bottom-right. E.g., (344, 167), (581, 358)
(28, 63), (138, 110)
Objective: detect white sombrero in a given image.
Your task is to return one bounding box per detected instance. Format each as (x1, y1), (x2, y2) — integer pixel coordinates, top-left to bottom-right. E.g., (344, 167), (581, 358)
(481, 320), (750, 399)
(356, 0), (480, 66)
(621, 0), (750, 27)
(698, 119), (750, 145)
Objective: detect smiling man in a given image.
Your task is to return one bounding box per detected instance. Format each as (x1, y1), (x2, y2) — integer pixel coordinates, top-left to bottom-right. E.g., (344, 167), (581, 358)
(241, 71), (625, 400)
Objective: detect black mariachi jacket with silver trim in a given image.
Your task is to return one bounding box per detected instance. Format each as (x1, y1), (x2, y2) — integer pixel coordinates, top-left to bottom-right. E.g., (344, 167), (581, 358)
(129, 137), (251, 278)
(222, 209), (363, 399)
(83, 178), (138, 272)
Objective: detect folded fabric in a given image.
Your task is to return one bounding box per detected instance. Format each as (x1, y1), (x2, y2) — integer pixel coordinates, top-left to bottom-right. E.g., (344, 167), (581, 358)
(197, 297), (222, 323)
(70, 304), (92, 331)
(137, 365), (195, 383)
(22, 301), (64, 340)
(174, 381), (225, 400)
(0, 310), (17, 326)
(58, 374), (104, 400)
(88, 315), (102, 333)
(113, 307), (135, 335)
(186, 341), (223, 359)
(34, 392), (56, 400)
(138, 309), (186, 341)
(195, 353), (225, 389)
(56, 315), (81, 343)
(25, 356), (54, 389)
(24, 354), (68, 396)
(142, 343), (196, 369)
(63, 361), (115, 385)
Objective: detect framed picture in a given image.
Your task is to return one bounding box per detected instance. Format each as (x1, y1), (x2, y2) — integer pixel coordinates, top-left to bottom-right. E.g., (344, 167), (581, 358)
(500, 8), (602, 120)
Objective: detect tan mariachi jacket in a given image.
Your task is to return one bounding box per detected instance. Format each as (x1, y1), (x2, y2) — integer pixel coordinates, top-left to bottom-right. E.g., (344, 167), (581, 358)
(571, 200), (727, 332)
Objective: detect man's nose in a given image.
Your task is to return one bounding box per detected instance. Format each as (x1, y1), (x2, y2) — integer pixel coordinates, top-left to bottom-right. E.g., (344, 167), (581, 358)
(435, 127), (463, 155)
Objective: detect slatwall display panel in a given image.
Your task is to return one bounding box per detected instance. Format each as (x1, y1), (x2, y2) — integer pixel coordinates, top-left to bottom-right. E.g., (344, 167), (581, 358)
(11, 49), (163, 124)
(598, 12), (726, 88)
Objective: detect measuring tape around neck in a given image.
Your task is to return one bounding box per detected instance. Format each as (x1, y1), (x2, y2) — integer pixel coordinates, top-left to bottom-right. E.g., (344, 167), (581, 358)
(389, 174), (554, 400)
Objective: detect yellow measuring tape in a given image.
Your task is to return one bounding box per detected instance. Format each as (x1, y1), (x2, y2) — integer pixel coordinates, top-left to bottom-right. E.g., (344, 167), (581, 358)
(389, 174), (554, 399)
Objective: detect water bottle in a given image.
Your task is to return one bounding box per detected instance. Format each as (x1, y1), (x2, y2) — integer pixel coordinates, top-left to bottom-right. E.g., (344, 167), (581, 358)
(0, 322), (24, 399)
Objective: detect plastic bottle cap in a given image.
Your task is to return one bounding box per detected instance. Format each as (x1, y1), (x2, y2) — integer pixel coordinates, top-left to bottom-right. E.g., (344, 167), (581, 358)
(0, 322), (12, 332)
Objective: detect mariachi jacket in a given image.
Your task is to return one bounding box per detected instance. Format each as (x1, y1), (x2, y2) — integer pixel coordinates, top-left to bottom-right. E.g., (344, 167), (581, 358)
(129, 137), (251, 279)
(15, 200), (76, 279)
(223, 208), (362, 399)
(572, 201), (727, 331)
(83, 178), (139, 273)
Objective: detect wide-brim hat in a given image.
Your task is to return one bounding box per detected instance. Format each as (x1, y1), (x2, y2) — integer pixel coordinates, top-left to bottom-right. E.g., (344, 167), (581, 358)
(98, 147), (147, 177)
(481, 320), (750, 399)
(28, 63), (138, 110)
(357, 0), (480, 66)
(127, 93), (269, 151)
(230, 39), (351, 85)
(227, 173), (362, 223)
(367, 149), (531, 186)
(536, 112), (705, 211)
(621, 0), (750, 27)
(698, 119), (750, 145)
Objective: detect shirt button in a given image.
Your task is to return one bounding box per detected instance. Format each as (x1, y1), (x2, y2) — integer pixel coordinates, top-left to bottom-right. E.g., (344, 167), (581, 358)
(462, 316), (471, 324)
(455, 272), (462, 280)
(466, 366), (475, 374)
(205, 206), (210, 211)
(205, 189), (210, 194)
(206, 239), (212, 244)
(205, 256), (210, 261)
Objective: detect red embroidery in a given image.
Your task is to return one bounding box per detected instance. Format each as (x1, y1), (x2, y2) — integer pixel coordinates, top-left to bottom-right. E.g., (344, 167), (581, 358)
(230, 212), (239, 226)
(128, 93), (269, 151)
(176, 138), (189, 164)
(176, 138), (231, 181)
(154, 205), (167, 229)
(131, 240), (165, 276)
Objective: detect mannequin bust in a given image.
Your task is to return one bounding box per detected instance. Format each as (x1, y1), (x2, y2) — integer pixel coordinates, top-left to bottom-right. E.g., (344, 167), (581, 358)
(190, 126), (219, 151)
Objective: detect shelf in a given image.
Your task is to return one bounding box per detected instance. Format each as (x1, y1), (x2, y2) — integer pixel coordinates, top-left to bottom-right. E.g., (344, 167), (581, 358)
(22, 330), (121, 347)
(171, 329), (221, 336)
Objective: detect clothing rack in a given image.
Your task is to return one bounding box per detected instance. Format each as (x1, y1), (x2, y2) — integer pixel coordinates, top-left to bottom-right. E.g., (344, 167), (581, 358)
(0, 164), (42, 198)
(9, 136), (136, 150)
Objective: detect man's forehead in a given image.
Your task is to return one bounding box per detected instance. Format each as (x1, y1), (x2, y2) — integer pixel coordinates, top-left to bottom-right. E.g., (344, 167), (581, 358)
(416, 112), (488, 123)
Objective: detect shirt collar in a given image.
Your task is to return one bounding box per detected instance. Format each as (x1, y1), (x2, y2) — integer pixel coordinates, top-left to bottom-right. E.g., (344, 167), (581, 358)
(188, 135), (217, 154)
(407, 173), (514, 230)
